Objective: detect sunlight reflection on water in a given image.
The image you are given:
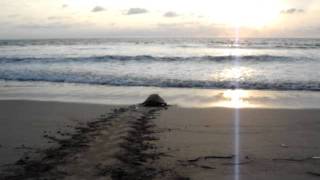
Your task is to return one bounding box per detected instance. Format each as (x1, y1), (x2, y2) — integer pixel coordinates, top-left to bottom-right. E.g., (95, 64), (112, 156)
(1, 81), (320, 109)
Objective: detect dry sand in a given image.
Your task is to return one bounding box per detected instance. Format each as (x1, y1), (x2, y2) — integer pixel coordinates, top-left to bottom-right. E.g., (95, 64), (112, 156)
(1, 100), (320, 180)
(0, 100), (114, 170)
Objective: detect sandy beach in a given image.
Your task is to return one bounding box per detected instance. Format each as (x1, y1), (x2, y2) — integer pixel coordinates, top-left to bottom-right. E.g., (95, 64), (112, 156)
(1, 100), (320, 179)
(154, 107), (320, 180)
(0, 100), (114, 171)
(1, 1), (320, 178)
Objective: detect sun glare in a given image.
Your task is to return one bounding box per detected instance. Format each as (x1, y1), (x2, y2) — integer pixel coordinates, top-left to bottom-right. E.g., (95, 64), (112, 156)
(208, 0), (281, 28)
(223, 90), (248, 108)
(58, 0), (284, 31)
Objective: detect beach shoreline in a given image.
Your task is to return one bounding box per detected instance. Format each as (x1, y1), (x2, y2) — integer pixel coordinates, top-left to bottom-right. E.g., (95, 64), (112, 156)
(2, 81), (320, 109)
(1, 100), (320, 179)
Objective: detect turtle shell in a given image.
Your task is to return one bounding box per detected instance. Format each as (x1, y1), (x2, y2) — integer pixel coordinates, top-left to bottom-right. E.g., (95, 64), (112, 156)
(142, 94), (167, 107)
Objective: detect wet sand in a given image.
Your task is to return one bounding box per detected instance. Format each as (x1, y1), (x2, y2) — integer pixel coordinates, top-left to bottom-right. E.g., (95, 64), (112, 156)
(154, 107), (320, 180)
(1, 100), (320, 179)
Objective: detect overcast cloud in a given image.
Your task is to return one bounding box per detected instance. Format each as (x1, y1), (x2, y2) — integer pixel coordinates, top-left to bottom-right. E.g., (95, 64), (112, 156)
(0, 0), (319, 38)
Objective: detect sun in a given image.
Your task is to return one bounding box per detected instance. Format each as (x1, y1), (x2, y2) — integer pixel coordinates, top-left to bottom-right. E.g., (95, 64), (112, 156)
(207, 0), (281, 28)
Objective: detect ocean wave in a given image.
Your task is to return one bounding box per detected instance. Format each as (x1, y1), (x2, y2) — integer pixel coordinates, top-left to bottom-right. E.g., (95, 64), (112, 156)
(1, 39), (320, 49)
(0, 75), (319, 91)
(0, 55), (307, 64)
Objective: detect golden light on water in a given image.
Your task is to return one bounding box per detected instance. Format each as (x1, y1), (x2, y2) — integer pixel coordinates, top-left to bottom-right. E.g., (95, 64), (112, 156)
(221, 67), (243, 80)
(223, 90), (248, 108)
(200, 90), (256, 108)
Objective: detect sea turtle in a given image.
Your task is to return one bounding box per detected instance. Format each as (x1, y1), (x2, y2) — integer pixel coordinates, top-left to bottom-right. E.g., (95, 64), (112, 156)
(142, 94), (167, 107)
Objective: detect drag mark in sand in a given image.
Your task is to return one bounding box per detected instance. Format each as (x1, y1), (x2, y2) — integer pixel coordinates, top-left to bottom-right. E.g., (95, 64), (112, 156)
(0, 105), (167, 180)
(98, 107), (167, 180)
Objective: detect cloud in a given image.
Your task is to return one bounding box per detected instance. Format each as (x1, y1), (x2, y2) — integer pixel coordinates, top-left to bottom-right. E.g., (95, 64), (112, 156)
(7, 14), (19, 18)
(281, 8), (305, 14)
(47, 16), (66, 20)
(125, 8), (148, 15)
(157, 22), (200, 28)
(62, 4), (68, 8)
(92, 6), (105, 13)
(163, 11), (179, 18)
(17, 22), (71, 29)
(154, 22), (230, 37)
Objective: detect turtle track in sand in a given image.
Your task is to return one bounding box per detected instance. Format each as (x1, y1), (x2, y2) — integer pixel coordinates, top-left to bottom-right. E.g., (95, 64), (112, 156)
(0, 105), (167, 180)
(98, 107), (163, 180)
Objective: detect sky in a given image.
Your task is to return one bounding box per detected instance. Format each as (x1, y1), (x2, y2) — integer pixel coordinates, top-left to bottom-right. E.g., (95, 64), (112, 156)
(0, 0), (319, 39)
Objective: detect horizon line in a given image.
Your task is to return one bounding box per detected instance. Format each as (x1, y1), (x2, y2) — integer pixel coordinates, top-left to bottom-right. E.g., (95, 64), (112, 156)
(1, 36), (320, 40)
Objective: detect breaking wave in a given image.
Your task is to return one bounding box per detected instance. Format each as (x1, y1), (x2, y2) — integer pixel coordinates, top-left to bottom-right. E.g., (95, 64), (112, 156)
(0, 55), (307, 64)
(1, 75), (320, 91)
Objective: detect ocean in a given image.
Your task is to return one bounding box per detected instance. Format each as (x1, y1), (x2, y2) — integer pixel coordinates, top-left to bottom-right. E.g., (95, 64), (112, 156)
(1, 38), (320, 108)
